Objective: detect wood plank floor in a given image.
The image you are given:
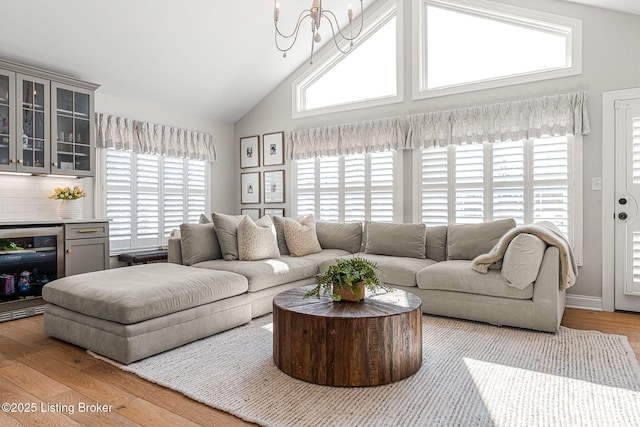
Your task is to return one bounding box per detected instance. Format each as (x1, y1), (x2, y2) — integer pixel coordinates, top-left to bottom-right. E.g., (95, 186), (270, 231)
(0, 308), (638, 426)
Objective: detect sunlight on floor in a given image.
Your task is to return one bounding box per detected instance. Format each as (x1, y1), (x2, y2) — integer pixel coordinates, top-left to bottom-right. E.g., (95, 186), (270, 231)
(262, 323), (274, 333)
(463, 357), (640, 426)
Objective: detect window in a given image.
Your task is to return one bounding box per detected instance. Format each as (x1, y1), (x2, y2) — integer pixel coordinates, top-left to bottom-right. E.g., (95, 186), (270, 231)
(413, 0), (582, 99)
(294, 151), (399, 222)
(293, 0), (401, 117)
(104, 149), (207, 251)
(417, 136), (582, 260)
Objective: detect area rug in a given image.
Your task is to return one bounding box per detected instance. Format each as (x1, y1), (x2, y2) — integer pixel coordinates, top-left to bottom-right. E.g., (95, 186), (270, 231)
(92, 315), (640, 427)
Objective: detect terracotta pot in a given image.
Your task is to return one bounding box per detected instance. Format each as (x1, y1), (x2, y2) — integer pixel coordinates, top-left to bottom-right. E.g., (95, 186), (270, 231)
(333, 282), (365, 303)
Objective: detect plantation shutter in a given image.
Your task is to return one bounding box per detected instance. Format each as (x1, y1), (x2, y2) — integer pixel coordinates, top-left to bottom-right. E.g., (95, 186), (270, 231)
(136, 154), (160, 245)
(163, 157), (185, 237)
(420, 147), (448, 225)
(187, 160), (207, 224)
(492, 141), (526, 224)
(345, 155), (366, 222)
(532, 137), (569, 234)
(370, 152), (395, 222)
(105, 149), (133, 250)
(454, 144), (484, 223)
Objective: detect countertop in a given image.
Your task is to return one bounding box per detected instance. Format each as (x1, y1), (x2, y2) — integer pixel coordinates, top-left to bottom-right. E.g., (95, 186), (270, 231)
(0, 219), (110, 228)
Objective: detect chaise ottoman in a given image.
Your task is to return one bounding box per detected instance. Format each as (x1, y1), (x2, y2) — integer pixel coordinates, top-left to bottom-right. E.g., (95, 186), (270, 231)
(42, 263), (251, 364)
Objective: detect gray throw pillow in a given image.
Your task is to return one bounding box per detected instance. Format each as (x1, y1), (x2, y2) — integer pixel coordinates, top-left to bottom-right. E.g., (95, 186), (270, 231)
(365, 222), (427, 259)
(199, 214), (211, 224)
(271, 215), (290, 255)
(426, 225), (448, 262)
(211, 212), (245, 261)
(179, 223), (221, 266)
(316, 221), (363, 253)
(447, 218), (516, 260)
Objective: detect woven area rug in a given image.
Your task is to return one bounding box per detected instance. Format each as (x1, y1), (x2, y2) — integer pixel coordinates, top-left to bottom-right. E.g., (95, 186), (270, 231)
(94, 314), (640, 427)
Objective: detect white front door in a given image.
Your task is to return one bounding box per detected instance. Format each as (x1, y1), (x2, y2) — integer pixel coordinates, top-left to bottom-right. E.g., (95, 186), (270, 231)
(614, 99), (640, 312)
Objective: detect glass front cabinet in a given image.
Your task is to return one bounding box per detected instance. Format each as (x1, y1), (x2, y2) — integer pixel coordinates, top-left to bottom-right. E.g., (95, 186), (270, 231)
(0, 59), (98, 176)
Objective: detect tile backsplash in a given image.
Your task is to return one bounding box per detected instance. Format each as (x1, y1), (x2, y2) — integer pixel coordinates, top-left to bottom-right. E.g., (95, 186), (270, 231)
(0, 175), (94, 221)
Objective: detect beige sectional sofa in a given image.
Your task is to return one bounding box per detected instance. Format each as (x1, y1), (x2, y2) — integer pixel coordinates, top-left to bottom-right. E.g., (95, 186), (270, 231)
(42, 214), (566, 364)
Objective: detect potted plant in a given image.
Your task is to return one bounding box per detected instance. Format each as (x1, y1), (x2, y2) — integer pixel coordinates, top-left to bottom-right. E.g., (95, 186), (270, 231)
(48, 185), (87, 220)
(304, 256), (390, 303)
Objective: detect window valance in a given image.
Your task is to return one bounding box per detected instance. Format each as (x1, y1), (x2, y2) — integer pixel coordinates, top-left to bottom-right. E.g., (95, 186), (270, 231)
(95, 113), (217, 162)
(286, 116), (408, 160)
(407, 91), (590, 148)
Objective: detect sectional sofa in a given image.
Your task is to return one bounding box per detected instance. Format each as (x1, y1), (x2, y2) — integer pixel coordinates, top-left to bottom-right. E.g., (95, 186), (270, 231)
(42, 214), (568, 364)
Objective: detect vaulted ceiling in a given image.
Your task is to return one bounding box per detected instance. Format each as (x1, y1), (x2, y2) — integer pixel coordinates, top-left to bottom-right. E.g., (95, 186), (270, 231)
(0, 0), (637, 124)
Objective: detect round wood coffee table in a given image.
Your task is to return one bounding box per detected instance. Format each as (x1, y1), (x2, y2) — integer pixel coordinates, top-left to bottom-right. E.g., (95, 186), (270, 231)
(273, 286), (422, 387)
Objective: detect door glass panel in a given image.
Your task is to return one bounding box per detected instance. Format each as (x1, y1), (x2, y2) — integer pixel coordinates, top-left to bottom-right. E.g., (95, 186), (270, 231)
(57, 88), (73, 114)
(23, 138), (34, 166)
(34, 111), (44, 139)
(34, 83), (45, 110)
(57, 116), (73, 142)
(633, 117), (640, 183)
(0, 105), (8, 134)
(0, 135), (8, 166)
(76, 119), (89, 145)
(22, 81), (33, 105)
(0, 75), (8, 103)
(75, 92), (89, 118)
(23, 110), (33, 137)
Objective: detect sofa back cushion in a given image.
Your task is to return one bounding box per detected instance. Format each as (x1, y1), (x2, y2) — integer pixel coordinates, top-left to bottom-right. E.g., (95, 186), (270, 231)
(426, 225), (448, 262)
(501, 233), (547, 289)
(447, 218), (516, 260)
(316, 221), (363, 253)
(284, 215), (323, 256)
(212, 212), (245, 261)
(237, 215), (280, 261)
(179, 223), (222, 266)
(364, 222), (427, 259)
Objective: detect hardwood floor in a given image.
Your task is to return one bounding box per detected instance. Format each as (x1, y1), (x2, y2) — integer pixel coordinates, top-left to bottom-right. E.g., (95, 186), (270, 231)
(0, 308), (638, 426)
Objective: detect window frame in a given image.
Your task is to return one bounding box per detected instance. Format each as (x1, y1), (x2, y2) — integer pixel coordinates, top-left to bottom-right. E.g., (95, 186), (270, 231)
(292, 150), (402, 223)
(292, 0), (403, 119)
(412, 136), (583, 265)
(411, 0), (582, 100)
(97, 148), (211, 254)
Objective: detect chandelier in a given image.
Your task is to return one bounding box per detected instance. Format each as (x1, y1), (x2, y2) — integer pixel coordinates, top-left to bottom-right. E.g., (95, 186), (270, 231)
(274, 0), (365, 64)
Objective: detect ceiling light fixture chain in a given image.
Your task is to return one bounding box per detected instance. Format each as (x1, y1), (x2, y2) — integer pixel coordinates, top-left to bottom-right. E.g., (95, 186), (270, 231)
(274, 0), (364, 65)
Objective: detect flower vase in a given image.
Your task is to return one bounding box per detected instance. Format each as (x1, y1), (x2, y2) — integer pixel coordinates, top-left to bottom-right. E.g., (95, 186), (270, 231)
(333, 282), (365, 303)
(57, 199), (82, 220)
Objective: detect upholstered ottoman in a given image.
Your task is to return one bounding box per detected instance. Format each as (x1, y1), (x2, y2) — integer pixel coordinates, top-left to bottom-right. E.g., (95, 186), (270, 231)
(42, 263), (251, 364)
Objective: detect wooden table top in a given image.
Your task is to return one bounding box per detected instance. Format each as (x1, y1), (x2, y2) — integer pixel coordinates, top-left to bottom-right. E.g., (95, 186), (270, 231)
(273, 285), (422, 319)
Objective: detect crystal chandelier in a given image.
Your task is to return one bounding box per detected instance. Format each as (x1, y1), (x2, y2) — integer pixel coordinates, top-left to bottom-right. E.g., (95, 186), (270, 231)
(274, 0), (365, 64)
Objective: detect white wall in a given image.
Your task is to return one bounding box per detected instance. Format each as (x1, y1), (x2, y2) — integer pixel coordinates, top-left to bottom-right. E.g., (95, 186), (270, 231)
(233, 0), (640, 302)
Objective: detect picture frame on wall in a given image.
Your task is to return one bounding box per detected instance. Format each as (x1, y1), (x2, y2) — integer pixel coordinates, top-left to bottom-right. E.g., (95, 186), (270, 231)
(240, 135), (260, 169)
(263, 170), (285, 204)
(241, 172), (261, 204)
(263, 131), (284, 166)
(264, 208), (285, 217)
(241, 208), (261, 220)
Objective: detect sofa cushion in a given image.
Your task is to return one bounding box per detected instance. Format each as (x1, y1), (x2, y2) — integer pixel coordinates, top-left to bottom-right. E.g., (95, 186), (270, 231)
(416, 260), (533, 299)
(272, 215), (291, 255)
(426, 225), (448, 262)
(447, 218), (516, 260)
(237, 215), (280, 261)
(212, 212), (245, 261)
(322, 253), (436, 288)
(299, 248), (352, 268)
(284, 215), (322, 256)
(193, 256), (318, 292)
(42, 263), (249, 324)
(365, 222), (427, 259)
(179, 223), (222, 266)
(316, 221), (362, 253)
(501, 233), (547, 289)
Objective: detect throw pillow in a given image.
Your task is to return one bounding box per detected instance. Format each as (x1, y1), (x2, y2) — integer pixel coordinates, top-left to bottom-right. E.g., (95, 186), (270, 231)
(199, 213), (211, 224)
(365, 222), (427, 259)
(426, 225), (448, 262)
(447, 218), (516, 260)
(237, 216), (280, 261)
(284, 215), (322, 257)
(272, 215), (291, 255)
(501, 233), (547, 289)
(179, 223), (222, 266)
(211, 212), (245, 261)
(316, 221), (363, 253)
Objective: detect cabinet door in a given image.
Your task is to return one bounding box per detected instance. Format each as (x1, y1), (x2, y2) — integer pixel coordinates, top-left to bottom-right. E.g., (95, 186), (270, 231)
(16, 74), (50, 174)
(51, 82), (95, 177)
(64, 237), (109, 276)
(0, 68), (16, 172)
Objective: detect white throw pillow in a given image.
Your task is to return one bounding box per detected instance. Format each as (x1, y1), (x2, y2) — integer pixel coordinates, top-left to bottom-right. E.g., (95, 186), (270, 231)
(284, 214), (322, 257)
(237, 215), (280, 261)
(501, 233), (547, 289)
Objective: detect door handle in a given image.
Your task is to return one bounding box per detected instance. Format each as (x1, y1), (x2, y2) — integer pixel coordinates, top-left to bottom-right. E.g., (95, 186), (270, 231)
(618, 212), (628, 220)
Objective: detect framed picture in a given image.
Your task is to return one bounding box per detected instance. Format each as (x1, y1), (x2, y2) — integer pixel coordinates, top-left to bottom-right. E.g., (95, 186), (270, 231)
(240, 136), (260, 168)
(264, 208), (285, 217)
(241, 172), (261, 204)
(263, 132), (284, 166)
(241, 208), (261, 220)
(263, 170), (285, 204)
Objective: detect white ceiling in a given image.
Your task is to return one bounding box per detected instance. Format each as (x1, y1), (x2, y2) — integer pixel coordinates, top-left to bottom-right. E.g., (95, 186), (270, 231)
(0, 0), (637, 125)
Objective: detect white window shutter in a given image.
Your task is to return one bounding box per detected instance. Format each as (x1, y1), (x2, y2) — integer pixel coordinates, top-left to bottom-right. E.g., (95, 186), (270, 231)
(105, 149), (133, 250)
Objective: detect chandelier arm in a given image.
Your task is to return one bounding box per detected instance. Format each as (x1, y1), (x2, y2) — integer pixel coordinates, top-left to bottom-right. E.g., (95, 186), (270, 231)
(274, 11), (312, 53)
(322, 8), (365, 42)
(324, 17), (353, 55)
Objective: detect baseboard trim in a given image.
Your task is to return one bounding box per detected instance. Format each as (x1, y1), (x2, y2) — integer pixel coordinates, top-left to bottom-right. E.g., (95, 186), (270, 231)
(566, 294), (603, 311)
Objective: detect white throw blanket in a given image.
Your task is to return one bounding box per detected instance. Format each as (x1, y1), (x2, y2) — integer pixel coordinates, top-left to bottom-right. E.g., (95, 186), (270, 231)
(471, 221), (578, 290)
